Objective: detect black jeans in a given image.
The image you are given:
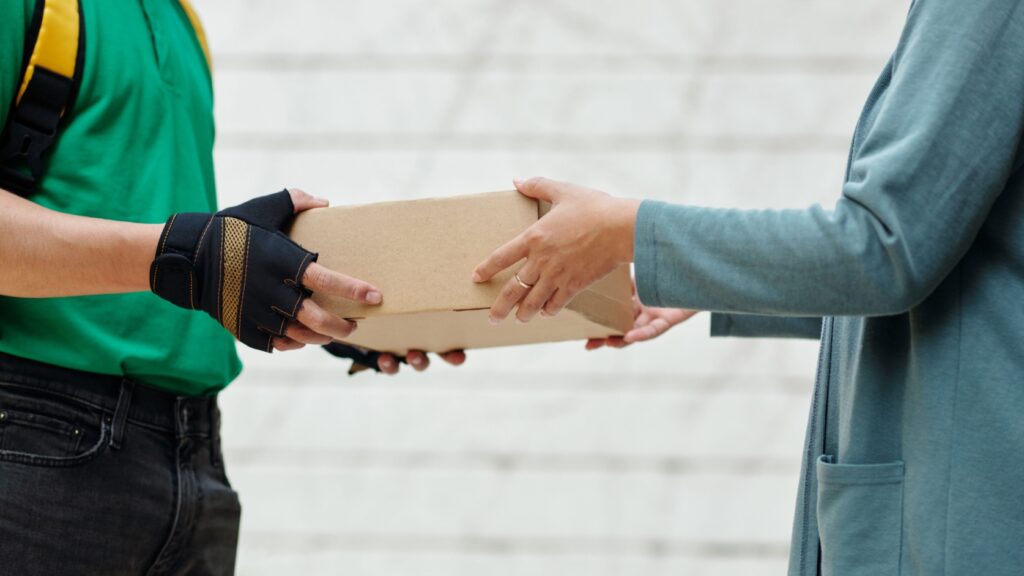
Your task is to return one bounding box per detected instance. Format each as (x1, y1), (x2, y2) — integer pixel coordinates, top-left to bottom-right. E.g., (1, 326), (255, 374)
(0, 353), (241, 576)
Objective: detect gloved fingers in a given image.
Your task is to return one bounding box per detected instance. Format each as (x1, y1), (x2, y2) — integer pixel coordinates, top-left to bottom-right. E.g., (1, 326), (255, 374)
(302, 262), (382, 305)
(406, 350), (430, 371)
(378, 353), (402, 375)
(221, 226), (318, 351)
(381, 350), (465, 373)
(285, 321), (334, 345)
(297, 298), (358, 341)
(218, 189), (297, 231)
(440, 350), (467, 366)
(272, 336), (306, 352)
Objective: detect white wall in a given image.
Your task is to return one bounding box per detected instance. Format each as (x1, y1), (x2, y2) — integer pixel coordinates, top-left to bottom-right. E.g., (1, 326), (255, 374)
(195, 1), (909, 574)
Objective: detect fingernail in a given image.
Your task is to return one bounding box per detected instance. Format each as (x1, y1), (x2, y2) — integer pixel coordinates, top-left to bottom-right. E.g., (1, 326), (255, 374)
(539, 310), (550, 319)
(472, 271), (482, 283)
(381, 357), (394, 368)
(366, 291), (382, 304)
(411, 356), (424, 367)
(488, 316), (501, 326)
(513, 177), (525, 187)
(515, 317), (527, 325)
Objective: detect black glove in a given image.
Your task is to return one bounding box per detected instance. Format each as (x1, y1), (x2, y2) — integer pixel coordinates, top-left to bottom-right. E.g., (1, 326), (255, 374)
(323, 342), (407, 375)
(150, 190), (317, 352)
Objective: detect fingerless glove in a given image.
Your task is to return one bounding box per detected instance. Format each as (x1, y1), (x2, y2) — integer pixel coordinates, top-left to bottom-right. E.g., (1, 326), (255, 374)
(150, 190), (317, 352)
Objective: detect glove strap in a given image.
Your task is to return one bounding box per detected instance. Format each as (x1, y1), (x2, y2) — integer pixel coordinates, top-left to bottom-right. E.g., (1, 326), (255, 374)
(150, 212), (213, 310)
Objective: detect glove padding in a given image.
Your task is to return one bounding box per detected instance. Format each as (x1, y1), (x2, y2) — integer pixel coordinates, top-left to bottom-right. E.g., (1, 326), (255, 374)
(151, 190), (317, 352)
(323, 342), (407, 375)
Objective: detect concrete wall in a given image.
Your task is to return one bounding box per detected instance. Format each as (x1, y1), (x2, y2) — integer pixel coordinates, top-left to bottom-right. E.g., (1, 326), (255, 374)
(194, 1), (909, 573)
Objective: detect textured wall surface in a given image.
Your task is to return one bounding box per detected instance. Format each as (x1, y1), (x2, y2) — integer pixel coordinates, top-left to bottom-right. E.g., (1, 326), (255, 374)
(194, 1), (909, 574)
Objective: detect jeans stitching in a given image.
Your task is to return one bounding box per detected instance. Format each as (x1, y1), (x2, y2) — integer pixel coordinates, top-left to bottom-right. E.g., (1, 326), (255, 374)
(0, 420), (110, 468)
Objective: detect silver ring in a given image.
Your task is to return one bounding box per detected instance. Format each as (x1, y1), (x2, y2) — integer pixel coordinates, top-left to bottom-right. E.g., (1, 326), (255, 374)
(514, 272), (535, 290)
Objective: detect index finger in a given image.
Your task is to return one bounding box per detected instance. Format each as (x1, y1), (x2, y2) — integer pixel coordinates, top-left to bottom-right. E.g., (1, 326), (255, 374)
(472, 234), (529, 283)
(302, 262), (382, 304)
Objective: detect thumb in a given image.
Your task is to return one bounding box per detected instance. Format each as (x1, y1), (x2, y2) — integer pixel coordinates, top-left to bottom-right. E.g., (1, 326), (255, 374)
(513, 177), (560, 202)
(219, 189), (307, 231)
(289, 188), (330, 214)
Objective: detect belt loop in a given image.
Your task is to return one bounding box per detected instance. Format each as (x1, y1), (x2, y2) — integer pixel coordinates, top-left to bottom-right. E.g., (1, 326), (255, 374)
(210, 396), (222, 467)
(176, 397), (190, 437)
(110, 379), (136, 450)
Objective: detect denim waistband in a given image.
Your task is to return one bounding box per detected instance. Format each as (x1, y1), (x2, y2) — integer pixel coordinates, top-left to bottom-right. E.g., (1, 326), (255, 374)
(0, 351), (217, 437)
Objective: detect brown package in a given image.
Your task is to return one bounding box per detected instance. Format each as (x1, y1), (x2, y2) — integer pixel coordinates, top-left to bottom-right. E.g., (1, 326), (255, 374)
(288, 191), (633, 354)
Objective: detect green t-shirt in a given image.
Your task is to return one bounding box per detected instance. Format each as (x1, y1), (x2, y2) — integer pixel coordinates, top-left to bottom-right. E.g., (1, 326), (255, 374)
(0, 0), (241, 395)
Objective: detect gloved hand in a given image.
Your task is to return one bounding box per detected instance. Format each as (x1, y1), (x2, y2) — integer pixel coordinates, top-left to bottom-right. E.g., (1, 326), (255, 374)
(150, 189), (381, 352)
(323, 342), (407, 375)
(324, 342), (468, 375)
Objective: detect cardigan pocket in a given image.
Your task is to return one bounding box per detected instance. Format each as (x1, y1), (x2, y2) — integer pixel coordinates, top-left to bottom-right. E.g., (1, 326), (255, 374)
(816, 456), (904, 576)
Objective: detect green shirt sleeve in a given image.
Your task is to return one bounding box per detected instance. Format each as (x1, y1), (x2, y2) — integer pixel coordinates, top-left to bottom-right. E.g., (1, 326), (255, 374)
(0, 1), (28, 132)
(635, 0), (1024, 317)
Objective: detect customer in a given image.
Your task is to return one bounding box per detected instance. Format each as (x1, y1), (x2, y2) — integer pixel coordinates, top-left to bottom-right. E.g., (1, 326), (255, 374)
(476, 0), (1024, 574)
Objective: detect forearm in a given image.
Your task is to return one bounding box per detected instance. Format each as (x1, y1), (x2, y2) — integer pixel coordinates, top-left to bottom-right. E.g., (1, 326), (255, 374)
(0, 190), (161, 297)
(634, 199), (940, 317)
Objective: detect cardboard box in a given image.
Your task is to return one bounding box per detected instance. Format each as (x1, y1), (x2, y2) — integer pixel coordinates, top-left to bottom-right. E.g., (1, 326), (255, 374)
(287, 191), (634, 354)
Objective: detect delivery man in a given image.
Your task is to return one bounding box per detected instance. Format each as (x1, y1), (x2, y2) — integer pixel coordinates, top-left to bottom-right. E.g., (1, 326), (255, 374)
(475, 0), (1024, 574)
(0, 1), (462, 574)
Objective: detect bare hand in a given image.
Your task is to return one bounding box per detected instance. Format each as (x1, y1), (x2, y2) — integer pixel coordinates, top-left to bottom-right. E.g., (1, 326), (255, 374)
(271, 189), (384, 352)
(586, 280), (698, 349)
(376, 350), (467, 375)
(472, 178), (641, 325)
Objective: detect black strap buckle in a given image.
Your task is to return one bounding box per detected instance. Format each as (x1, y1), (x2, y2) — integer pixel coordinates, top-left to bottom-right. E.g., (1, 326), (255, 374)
(0, 117), (56, 196)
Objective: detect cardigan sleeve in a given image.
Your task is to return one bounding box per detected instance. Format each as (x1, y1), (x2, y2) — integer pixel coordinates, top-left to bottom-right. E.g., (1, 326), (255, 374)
(634, 0), (1024, 317)
(710, 314), (822, 340)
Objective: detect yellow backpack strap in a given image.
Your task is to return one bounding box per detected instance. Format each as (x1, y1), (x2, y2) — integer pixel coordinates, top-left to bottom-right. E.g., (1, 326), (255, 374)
(0, 0), (84, 196)
(178, 0), (212, 72)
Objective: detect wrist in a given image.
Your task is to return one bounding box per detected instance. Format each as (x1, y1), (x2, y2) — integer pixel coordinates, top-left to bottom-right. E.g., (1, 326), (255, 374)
(122, 223), (164, 292)
(611, 198), (641, 263)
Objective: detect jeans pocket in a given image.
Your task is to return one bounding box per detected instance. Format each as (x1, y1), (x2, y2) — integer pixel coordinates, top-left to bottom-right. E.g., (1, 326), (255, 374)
(0, 385), (108, 467)
(816, 455), (904, 576)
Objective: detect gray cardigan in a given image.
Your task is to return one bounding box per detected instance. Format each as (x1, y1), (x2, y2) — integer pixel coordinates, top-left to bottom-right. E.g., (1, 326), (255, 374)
(633, 0), (1024, 574)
